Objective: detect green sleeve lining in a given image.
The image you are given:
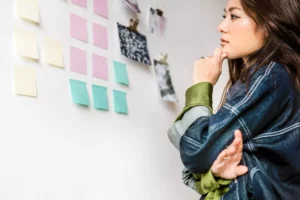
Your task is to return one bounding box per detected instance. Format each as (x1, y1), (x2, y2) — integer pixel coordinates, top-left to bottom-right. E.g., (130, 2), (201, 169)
(175, 82), (213, 122)
(193, 169), (232, 195)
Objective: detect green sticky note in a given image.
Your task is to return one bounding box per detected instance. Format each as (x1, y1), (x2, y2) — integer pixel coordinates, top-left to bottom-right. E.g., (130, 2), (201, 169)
(113, 90), (128, 114)
(92, 85), (108, 110)
(113, 61), (129, 85)
(69, 79), (89, 106)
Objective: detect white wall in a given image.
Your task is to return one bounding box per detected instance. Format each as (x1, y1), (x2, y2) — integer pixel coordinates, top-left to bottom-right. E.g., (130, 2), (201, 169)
(0, 0), (227, 199)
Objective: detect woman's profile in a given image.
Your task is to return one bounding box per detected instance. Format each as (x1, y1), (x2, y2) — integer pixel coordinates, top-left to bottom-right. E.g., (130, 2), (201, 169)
(168, 0), (300, 199)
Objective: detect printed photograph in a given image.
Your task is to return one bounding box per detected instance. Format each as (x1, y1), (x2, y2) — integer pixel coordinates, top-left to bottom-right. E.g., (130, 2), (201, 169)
(123, 0), (141, 13)
(154, 60), (177, 102)
(117, 22), (152, 66)
(148, 8), (166, 38)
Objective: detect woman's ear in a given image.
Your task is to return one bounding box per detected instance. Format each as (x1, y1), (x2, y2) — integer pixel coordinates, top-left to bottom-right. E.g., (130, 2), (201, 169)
(264, 31), (269, 39)
(262, 28), (269, 41)
(262, 25), (270, 40)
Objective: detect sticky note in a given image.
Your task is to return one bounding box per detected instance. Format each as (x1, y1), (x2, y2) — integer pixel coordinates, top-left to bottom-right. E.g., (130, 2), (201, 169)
(14, 28), (39, 60)
(16, 0), (39, 23)
(93, 23), (108, 49)
(113, 61), (129, 85)
(71, 0), (87, 8)
(94, 0), (108, 18)
(44, 36), (64, 68)
(14, 65), (37, 97)
(70, 47), (87, 75)
(93, 54), (108, 81)
(70, 14), (88, 42)
(69, 79), (89, 106)
(92, 85), (108, 110)
(113, 90), (128, 114)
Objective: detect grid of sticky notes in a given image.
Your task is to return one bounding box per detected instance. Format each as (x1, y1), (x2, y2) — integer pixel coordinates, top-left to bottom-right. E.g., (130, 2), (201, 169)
(13, 0), (129, 115)
(13, 0), (65, 98)
(69, 0), (108, 76)
(69, 0), (129, 114)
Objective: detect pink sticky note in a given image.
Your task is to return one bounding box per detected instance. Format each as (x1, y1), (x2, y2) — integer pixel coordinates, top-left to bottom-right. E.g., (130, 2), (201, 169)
(70, 47), (87, 75)
(70, 14), (88, 42)
(93, 54), (108, 81)
(71, 0), (87, 8)
(93, 23), (108, 49)
(94, 0), (108, 18)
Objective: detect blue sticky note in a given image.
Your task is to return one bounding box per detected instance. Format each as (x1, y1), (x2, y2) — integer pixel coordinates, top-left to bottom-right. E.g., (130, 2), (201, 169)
(113, 61), (129, 85)
(113, 90), (128, 114)
(69, 79), (89, 106)
(92, 85), (109, 110)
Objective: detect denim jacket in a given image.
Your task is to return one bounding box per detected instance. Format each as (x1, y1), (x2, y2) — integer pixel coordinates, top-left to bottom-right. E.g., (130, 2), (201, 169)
(169, 61), (300, 199)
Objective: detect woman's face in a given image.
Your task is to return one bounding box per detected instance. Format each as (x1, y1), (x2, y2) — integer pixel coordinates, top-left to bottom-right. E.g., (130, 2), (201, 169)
(218, 0), (265, 62)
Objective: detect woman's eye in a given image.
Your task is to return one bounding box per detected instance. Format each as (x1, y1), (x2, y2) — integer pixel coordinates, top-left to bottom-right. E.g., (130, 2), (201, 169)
(231, 14), (239, 19)
(222, 15), (226, 19)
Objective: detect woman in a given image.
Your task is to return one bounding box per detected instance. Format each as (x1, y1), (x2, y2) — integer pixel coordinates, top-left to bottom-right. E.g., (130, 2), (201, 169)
(168, 0), (300, 199)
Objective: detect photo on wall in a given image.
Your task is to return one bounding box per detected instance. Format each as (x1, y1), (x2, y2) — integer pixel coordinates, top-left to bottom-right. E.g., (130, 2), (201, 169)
(117, 22), (152, 66)
(122, 0), (141, 13)
(153, 60), (177, 102)
(148, 7), (166, 39)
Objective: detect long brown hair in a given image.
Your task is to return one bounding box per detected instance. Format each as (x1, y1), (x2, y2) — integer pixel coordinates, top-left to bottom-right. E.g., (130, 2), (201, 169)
(217, 0), (300, 110)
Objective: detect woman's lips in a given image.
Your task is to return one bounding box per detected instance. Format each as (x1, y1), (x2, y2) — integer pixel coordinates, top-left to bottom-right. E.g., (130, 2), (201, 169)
(220, 38), (229, 47)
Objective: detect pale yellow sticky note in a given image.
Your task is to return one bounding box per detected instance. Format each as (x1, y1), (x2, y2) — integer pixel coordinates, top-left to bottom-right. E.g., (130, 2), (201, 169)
(44, 37), (64, 68)
(14, 28), (39, 60)
(16, 0), (40, 23)
(14, 65), (37, 97)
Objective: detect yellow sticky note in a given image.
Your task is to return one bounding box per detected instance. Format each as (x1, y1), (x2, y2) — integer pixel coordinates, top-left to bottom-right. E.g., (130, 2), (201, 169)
(14, 65), (37, 97)
(14, 28), (39, 60)
(44, 37), (64, 68)
(16, 0), (40, 23)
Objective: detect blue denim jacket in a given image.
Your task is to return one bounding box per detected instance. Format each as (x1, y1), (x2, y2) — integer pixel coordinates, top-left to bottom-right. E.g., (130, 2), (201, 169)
(179, 61), (300, 199)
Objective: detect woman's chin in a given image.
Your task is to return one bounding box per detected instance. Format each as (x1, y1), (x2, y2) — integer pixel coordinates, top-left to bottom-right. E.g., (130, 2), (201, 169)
(224, 53), (241, 60)
(221, 49), (241, 60)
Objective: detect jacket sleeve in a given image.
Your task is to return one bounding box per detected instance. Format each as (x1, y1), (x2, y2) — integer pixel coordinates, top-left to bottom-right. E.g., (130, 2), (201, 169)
(180, 62), (284, 174)
(168, 82), (213, 151)
(168, 82), (232, 196)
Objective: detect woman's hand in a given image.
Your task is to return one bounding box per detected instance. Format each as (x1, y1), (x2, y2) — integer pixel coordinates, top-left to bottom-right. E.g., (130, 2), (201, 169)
(211, 130), (248, 179)
(193, 48), (227, 85)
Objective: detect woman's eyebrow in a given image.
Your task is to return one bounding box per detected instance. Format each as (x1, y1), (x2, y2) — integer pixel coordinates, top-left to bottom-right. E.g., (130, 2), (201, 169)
(224, 7), (242, 13)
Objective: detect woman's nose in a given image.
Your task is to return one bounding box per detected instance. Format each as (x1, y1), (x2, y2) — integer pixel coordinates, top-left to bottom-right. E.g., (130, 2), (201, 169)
(218, 20), (228, 33)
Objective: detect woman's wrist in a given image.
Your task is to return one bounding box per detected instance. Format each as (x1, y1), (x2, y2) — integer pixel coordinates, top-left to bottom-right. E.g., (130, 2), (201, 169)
(211, 169), (220, 178)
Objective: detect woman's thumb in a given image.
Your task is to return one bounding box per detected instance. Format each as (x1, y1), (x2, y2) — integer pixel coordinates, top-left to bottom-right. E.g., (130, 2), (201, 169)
(221, 53), (228, 63)
(235, 165), (248, 177)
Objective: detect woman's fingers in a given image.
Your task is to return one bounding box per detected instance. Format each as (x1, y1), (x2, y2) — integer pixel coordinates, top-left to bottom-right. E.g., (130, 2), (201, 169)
(215, 149), (228, 165)
(235, 165), (248, 176)
(224, 130), (241, 157)
(213, 48), (227, 69)
(234, 130), (243, 154)
(193, 47), (227, 85)
(215, 130), (242, 164)
(211, 130), (248, 179)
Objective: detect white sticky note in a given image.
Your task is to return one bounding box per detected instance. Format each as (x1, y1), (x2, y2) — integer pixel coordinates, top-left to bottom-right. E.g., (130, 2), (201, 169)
(16, 0), (40, 23)
(14, 65), (37, 97)
(14, 29), (39, 60)
(44, 36), (64, 68)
